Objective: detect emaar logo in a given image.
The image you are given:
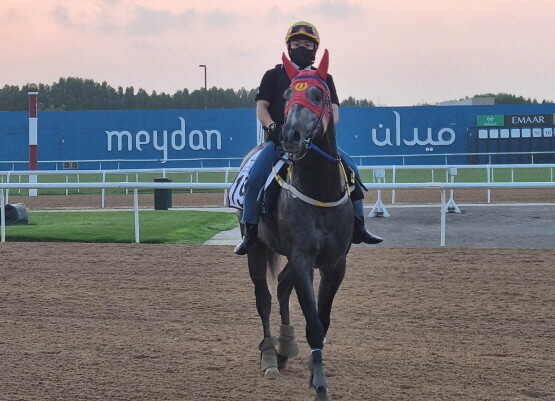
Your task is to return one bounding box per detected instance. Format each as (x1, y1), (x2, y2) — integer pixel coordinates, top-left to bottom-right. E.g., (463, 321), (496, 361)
(371, 111), (456, 152)
(106, 117), (222, 161)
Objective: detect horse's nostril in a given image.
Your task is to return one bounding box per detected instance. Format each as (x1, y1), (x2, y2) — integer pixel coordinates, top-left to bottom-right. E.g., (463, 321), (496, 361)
(292, 131), (301, 144)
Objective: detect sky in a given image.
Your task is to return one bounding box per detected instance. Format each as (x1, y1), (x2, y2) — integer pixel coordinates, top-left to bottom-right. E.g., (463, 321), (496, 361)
(1, 0), (555, 106)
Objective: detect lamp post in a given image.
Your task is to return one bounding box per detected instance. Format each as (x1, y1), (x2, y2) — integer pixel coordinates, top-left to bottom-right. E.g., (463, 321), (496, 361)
(198, 64), (207, 109)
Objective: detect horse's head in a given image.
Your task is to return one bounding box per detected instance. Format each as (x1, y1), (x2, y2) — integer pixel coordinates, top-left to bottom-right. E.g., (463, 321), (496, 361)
(280, 50), (332, 157)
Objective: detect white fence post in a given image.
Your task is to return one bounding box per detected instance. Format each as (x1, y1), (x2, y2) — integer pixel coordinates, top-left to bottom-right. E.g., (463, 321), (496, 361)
(133, 188), (140, 243)
(1, 189), (5, 242)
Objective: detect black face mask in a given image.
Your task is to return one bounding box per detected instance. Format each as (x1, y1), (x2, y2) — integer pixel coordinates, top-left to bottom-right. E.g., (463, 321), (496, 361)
(289, 47), (316, 69)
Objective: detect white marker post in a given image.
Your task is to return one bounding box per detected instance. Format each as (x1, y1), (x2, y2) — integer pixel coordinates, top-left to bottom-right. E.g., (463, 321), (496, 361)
(28, 83), (39, 196)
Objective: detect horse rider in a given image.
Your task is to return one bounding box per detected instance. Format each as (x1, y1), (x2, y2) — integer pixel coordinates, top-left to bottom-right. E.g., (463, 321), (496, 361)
(235, 21), (383, 255)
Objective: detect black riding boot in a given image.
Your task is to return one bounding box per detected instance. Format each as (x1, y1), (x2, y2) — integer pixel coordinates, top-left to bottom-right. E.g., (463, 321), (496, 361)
(352, 215), (383, 244)
(234, 223), (259, 255)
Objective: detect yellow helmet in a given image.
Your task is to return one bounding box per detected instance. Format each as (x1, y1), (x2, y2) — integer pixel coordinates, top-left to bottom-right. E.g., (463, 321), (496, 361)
(285, 21), (320, 45)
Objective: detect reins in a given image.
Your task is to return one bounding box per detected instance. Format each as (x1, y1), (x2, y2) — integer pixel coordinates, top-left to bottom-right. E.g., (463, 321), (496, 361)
(277, 50), (348, 207)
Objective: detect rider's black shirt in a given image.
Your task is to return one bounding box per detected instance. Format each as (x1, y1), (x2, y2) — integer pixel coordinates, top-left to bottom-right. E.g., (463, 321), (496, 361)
(255, 64), (339, 126)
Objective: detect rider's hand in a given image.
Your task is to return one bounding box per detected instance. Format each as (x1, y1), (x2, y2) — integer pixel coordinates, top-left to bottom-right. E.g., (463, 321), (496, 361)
(267, 123), (282, 143)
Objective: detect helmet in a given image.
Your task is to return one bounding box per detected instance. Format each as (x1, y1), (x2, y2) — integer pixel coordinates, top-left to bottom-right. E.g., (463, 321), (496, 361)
(285, 21), (320, 46)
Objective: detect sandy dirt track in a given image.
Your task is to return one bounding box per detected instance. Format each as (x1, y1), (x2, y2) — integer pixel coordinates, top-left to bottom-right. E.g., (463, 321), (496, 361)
(1, 244), (554, 401)
(1, 190), (554, 400)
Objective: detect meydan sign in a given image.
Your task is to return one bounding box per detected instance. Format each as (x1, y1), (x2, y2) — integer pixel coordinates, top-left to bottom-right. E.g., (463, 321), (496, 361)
(105, 117), (222, 161)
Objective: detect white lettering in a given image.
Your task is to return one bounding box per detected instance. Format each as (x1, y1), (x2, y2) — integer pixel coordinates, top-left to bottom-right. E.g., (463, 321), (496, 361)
(205, 129), (221, 150)
(152, 130), (168, 161)
(172, 117), (186, 150)
(512, 115), (546, 124)
(370, 111), (457, 152)
(189, 130), (205, 150)
(136, 130), (150, 151)
(105, 117), (223, 159)
(436, 128), (456, 146)
(106, 130), (132, 151)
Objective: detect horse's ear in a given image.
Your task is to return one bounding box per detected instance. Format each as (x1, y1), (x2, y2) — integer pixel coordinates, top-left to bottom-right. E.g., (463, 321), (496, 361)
(282, 53), (299, 80)
(316, 49), (329, 80)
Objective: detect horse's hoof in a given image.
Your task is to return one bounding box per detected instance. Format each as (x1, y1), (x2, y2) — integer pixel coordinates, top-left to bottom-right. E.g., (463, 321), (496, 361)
(264, 367), (279, 380)
(315, 386), (328, 401)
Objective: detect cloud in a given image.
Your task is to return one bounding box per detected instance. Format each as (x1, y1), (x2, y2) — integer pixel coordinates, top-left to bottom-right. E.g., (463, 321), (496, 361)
(299, 0), (363, 19)
(205, 10), (237, 27)
(125, 6), (196, 35)
(51, 6), (72, 28)
(4, 6), (25, 23)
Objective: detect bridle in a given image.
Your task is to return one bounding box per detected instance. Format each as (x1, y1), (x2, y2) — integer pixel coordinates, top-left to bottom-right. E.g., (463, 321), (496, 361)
(272, 50), (350, 207)
(283, 72), (339, 163)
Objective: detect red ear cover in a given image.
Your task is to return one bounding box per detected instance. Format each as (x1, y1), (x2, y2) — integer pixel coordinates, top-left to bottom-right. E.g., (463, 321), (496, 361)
(316, 49), (329, 80)
(282, 53), (299, 80)
(283, 50), (329, 80)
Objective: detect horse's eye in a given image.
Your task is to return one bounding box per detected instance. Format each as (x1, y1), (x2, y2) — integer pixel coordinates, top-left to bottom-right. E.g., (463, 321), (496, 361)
(283, 88), (293, 101)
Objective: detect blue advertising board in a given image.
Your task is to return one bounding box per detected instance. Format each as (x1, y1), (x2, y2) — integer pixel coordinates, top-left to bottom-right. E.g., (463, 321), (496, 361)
(1, 104), (554, 169)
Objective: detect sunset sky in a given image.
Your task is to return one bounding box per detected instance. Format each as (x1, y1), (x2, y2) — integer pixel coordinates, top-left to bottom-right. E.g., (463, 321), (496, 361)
(1, 0), (554, 106)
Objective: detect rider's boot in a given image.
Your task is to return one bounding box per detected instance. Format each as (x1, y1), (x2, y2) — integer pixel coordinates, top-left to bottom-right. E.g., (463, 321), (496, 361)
(352, 214), (383, 244)
(234, 223), (259, 255)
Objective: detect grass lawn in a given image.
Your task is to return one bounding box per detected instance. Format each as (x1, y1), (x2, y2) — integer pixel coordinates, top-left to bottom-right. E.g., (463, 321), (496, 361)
(5, 210), (238, 244)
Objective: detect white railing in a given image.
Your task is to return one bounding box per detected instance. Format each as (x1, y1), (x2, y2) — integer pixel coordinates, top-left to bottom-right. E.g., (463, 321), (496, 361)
(2, 163), (554, 206)
(1, 181), (554, 246)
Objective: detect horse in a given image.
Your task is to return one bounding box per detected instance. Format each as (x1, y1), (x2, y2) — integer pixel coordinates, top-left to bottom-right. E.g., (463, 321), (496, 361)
(237, 50), (353, 401)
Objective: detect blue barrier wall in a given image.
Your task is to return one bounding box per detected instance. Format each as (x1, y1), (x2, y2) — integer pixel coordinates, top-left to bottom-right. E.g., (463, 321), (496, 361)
(1, 104), (554, 169)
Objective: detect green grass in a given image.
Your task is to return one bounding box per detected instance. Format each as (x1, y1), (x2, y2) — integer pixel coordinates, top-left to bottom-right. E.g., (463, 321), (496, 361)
(5, 210), (238, 244)
(5, 171), (239, 196)
(358, 167), (553, 183)
(5, 167), (553, 197)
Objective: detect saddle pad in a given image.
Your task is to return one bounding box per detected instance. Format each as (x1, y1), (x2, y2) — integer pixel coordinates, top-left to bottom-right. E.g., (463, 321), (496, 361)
(227, 151), (286, 210)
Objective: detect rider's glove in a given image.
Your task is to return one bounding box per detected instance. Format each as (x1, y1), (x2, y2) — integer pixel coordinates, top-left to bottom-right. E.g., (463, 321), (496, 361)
(266, 123), (282, 143)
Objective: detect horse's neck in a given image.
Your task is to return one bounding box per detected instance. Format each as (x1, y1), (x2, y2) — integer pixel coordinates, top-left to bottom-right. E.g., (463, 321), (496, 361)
(292, 125), (345, 201)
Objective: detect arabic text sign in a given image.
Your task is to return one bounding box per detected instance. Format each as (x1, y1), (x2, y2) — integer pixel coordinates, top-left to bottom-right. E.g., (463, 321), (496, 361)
(371, 111), (456, 152)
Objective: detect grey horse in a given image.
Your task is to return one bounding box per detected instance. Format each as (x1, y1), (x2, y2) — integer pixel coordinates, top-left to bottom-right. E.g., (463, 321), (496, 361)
(237, 50), (353, 401)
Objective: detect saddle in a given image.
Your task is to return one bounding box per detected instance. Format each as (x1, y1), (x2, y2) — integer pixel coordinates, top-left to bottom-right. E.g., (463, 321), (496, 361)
(227, 151), (362, 212)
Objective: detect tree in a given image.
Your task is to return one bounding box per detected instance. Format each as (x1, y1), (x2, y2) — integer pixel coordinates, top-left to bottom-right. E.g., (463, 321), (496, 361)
(2, 77), (552, 110)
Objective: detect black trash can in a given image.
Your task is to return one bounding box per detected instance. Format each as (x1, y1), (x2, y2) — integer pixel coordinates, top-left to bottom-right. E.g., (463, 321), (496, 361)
(2, 203), (29, 225)
(154, 178), (172, 210)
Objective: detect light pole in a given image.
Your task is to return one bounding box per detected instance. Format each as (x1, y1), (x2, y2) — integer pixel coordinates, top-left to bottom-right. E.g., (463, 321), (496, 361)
(198, 64), (207, 109)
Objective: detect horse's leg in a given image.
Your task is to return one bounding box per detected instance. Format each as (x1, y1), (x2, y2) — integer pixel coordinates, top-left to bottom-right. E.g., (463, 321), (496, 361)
(248, 243), (279, 379)
(291, 262), (329, 399)
(276, 263), (299, 370)
(317, 257), (347, 337)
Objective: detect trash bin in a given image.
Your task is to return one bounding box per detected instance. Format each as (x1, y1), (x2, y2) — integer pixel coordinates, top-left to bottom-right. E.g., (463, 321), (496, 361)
(2, 203), (29, 225)
(154, 178), (172, 210)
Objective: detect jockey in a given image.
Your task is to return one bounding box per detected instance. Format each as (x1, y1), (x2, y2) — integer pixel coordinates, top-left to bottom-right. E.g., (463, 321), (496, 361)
(235, 21), (383, 255)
